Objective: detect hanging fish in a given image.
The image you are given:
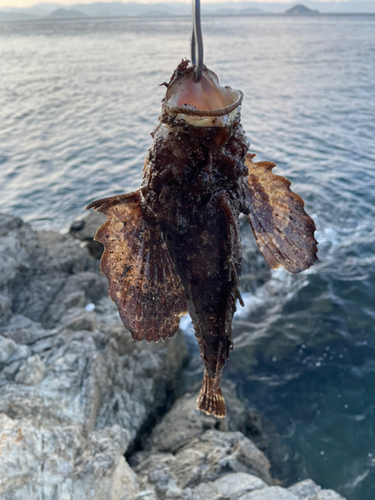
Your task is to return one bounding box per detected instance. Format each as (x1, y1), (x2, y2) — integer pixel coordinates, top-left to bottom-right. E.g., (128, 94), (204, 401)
(87, 60), (318, 418)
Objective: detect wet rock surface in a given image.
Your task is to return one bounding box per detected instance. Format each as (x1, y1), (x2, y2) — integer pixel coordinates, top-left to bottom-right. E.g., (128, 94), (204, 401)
(0, 213), (346, 500)
(69, 210), (106, 259)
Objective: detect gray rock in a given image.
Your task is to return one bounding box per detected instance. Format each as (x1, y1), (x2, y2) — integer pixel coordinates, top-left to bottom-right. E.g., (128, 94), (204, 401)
(0, 213), (23, 237)
(0, 215), (100, 330)
(0, 214), (347, 500)
(15, 354), (47, 385)
(0, 308), (187, 499)
(0, 294), (11, 326)
(136, 491), (158, 500)
(0, 414), (138, 500)
(1, 316), (60, 360)
(0, 336), (17, 363)
(41, 272), (107, 328)
(95, 326), (187, 441)
(144, 392), (220, 453)
(62, 309), (98, 331)
(6, 344), (31, 363)
(70, 211), (106, 259)
(213, 472), (267, 499)
(144, 385), (256, 454)
(133, 429), (273, 491)
(317, 491), (346, 500)
(0, 234), (28, 288)
(1, 314), (54, 345)
(183, 482), (223, 500)
(0, 360), (22, 379)
(192, 430), (272, 485)
(287, 480), (346, 500)
(288, 479), (321, 499)
(241, 486), (299, 500)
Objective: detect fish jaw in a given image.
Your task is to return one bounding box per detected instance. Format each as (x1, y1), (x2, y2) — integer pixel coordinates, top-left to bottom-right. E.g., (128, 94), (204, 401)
(162, 60), (243, 128)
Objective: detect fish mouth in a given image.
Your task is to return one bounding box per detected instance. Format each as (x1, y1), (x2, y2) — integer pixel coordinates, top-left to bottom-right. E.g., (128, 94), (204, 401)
(163, 63), (243, 125)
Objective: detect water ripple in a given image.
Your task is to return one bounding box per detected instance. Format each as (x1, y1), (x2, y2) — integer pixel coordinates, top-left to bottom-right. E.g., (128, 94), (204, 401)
(1, 15), (374, 500)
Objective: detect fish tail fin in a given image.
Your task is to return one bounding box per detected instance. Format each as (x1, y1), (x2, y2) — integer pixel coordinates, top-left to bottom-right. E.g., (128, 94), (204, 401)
(197, 371), (226, 418)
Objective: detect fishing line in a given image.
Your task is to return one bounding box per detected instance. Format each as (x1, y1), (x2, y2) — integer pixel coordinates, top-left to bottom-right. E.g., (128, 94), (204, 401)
(191, 0), (204, 83)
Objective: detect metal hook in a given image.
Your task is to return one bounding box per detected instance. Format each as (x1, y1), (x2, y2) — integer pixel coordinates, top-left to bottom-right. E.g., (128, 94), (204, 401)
(191, 0), (204, 83)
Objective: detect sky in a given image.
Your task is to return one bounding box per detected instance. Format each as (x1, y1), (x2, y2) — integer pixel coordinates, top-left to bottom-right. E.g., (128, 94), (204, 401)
(1, 0), (364, 8)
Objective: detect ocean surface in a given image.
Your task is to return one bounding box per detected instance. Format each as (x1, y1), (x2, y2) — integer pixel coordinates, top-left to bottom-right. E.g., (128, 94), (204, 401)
(1, 14), (374, 500)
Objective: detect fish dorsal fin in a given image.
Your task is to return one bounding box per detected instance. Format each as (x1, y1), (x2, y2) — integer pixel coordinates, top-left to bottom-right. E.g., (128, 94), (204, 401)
(246, 154), (318, 274)
(87, 191), (187, 342)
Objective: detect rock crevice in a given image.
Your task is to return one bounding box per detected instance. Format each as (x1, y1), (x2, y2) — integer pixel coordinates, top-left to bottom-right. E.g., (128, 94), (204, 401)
(0, 213), (345, 500)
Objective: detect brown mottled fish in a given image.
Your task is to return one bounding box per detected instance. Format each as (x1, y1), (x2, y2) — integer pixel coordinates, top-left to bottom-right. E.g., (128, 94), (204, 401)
(87, 60), (318, 418)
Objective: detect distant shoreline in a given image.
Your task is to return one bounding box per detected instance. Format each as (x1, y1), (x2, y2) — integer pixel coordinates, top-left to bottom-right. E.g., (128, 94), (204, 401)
(1, 12), (375, 23)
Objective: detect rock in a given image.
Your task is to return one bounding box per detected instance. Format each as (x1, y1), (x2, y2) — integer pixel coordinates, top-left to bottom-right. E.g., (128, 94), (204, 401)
(136, 491), (158, 500)
(213, 472), (267, 498)
(0, 213), (23, 236)
(35, 230), (91, 275)
(0, 300), (187, 499)
(182, 473), (268, 500)
(0, 295), (11, 326)
(1, 314), (54, 344)
(6, 344), (31, 364)
(144, 392), (220, 453)
(95, 328), (187, 441)
(0, 214), (101, 330)
(41, 272), (107, 328)
(0, 360), (23, 379)
(144, 381), (261, 455)
(15, 354), (47, 385)
(70, 211), (106, 259)
(0, 213), (347, 500)
(0, 414), (138, 500)
(288, 479), (321, 499)
(0, 232), (28, 288)
(183, 482), (222, 500)
(317, 492), (346, 500)
(242, 486), (299, 500)
(0, 336), (17, 363)
(133, 429), (273, 491)
(287, 478), (346, 500)
(63, 309), (98, 331)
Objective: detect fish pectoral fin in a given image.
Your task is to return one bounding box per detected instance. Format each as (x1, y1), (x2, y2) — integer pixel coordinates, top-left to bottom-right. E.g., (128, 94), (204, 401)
(87, 190), (187, 342)
(245, 154), (318, 274)
(197, 371), (226, 418)
(86, 191), (140, 211)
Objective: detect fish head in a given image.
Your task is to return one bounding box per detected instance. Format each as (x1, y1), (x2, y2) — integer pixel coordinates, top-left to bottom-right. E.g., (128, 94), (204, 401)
(162, 60), (243, 128)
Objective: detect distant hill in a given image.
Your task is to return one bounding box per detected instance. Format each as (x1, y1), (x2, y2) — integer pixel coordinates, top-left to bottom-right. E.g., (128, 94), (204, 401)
(46, 8), (88, 19)
(286, 4), (319, 15)
(0, 1), (375, 21)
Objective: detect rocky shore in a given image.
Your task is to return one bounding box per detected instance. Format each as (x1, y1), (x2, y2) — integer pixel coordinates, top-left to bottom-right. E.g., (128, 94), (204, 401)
(0, 212), (345, 500)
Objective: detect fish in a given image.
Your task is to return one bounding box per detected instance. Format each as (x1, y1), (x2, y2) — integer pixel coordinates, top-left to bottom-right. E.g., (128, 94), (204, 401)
(87, 60), (318, 418)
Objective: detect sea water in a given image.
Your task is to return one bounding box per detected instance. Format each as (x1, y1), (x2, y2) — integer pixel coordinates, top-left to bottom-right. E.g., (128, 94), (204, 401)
(0, 14), (374, 500)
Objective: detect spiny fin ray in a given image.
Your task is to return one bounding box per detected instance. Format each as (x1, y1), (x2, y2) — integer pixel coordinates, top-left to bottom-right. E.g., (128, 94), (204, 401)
(87, 190), (187, 342)
(246, 154), (318, 273)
